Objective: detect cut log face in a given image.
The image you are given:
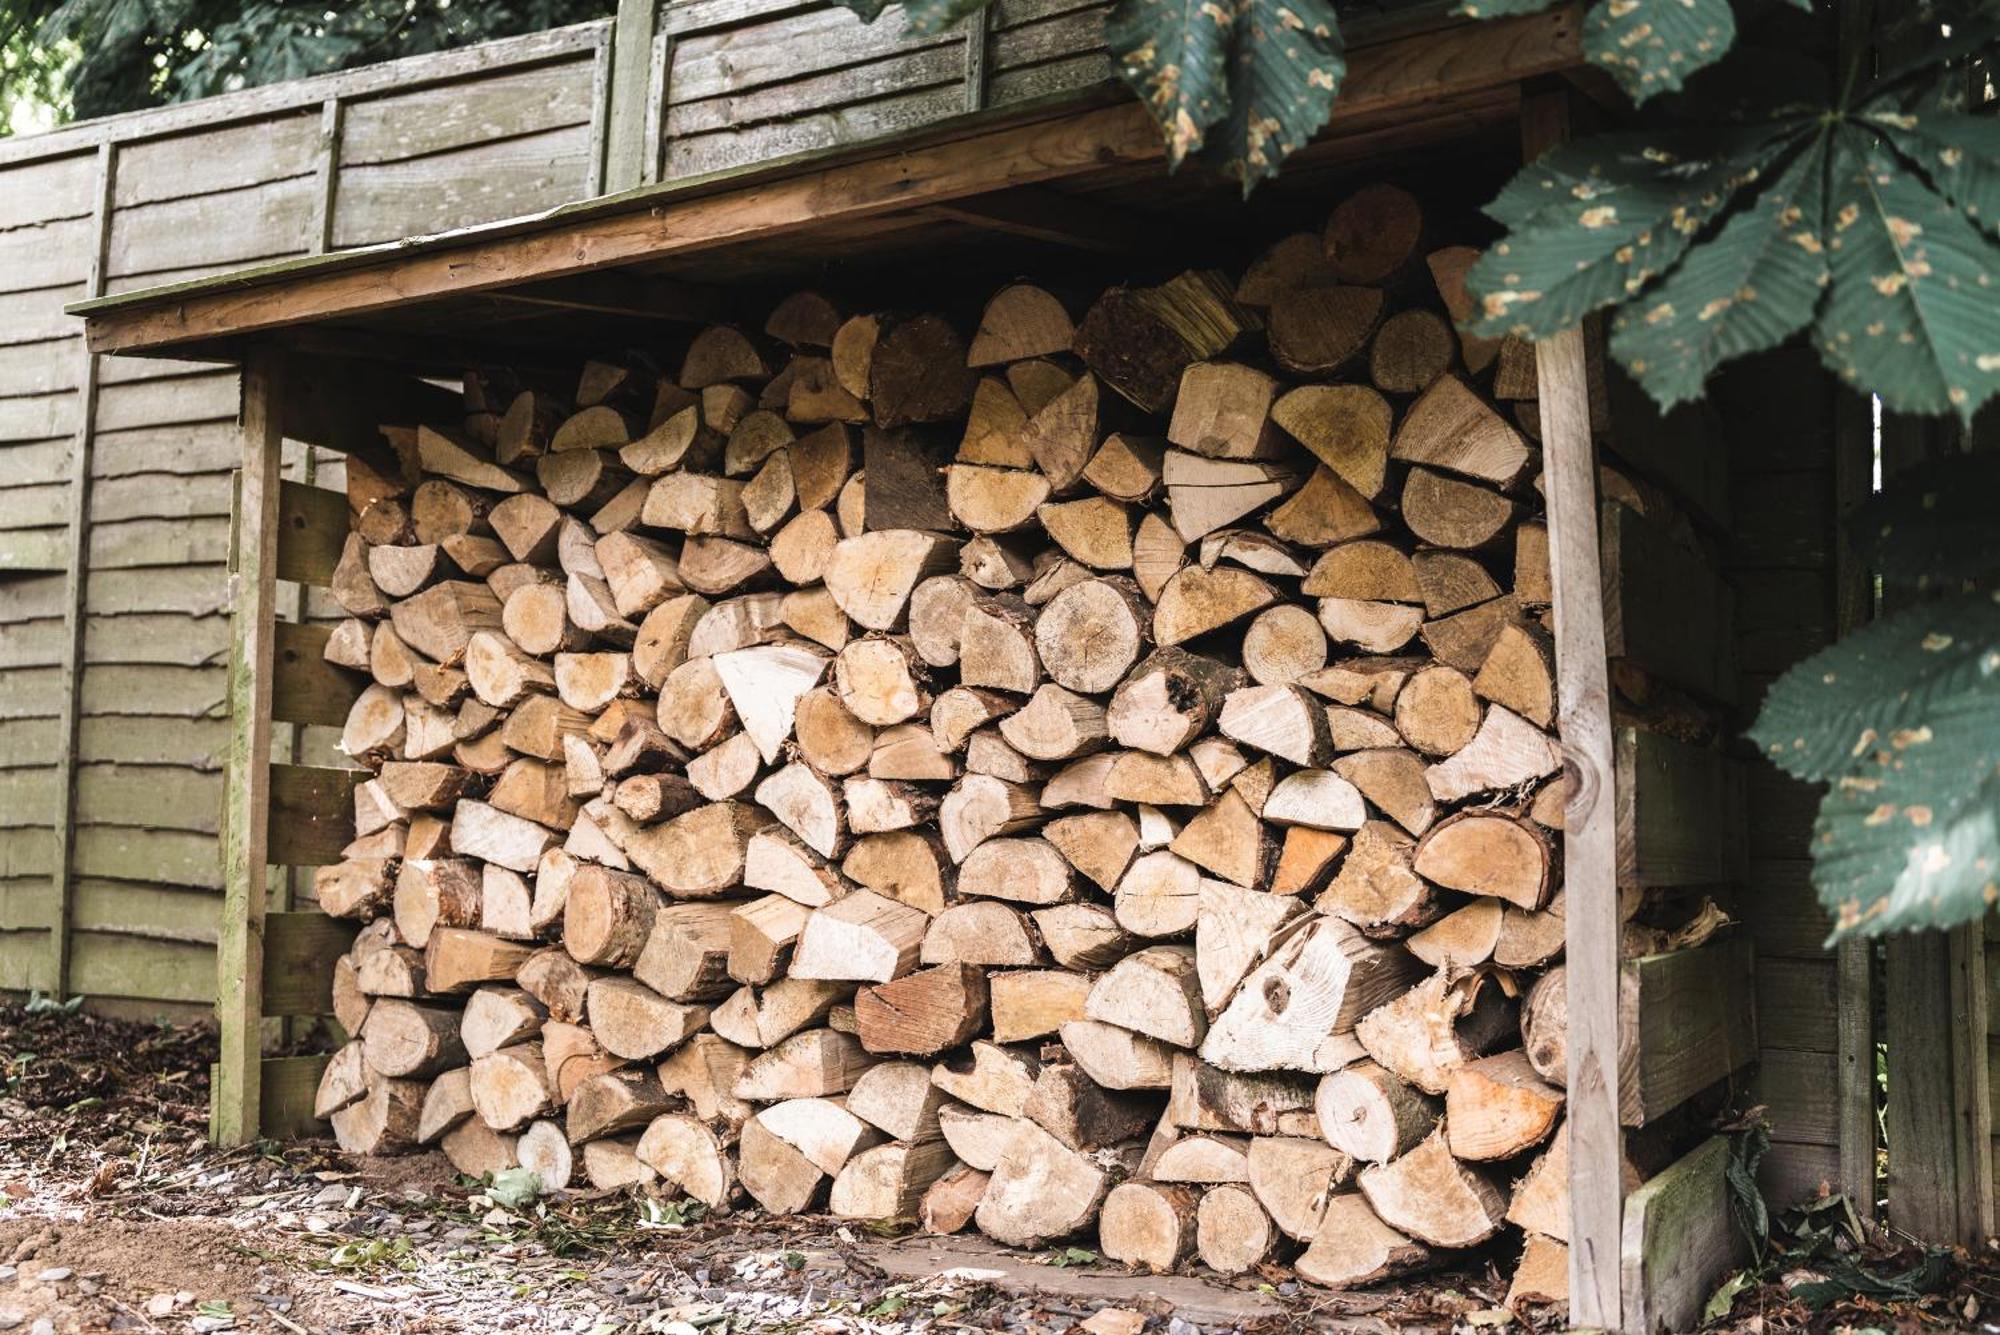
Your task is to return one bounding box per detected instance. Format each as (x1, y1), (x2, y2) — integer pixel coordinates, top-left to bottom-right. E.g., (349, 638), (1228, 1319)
(1315, 1060), (1438, 1163)
(974, 1119), (1115, 1248)
(1412, 813), (1553, 910)
(1443, 1050), (1563, 1160)
(1196, 1183), (1277, 1274)
(1099, 1181), (1198, 1272)
(1295, 1194), (1430, 1288)
(1355, 1129), (1506, 1249)
(1247, 1136), (1350, 1241)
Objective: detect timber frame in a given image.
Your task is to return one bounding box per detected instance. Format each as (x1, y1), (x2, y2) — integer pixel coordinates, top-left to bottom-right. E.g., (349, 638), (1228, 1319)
(75, 12), (1789, 1328)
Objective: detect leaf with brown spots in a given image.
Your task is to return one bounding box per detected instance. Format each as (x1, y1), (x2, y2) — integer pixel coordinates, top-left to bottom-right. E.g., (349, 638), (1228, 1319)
(1196, 0), (1346, 196)
(1814, 125), (2000, 424)
(1464, 124), (1802, 340)
(1749, 592), (2000, 785)
(1582, 0), (1739, 105)
(1811, 681), (2000, 941)
(1106, 0), (1236, 169)
(1608, 133), (1831, 408)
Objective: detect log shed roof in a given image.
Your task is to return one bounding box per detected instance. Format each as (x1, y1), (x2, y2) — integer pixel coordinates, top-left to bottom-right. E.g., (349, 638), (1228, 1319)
(72, 6), (1584, 369)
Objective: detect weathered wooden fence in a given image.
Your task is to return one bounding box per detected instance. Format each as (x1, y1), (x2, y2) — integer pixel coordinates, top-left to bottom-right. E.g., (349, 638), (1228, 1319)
(0, 19), (614, 1011)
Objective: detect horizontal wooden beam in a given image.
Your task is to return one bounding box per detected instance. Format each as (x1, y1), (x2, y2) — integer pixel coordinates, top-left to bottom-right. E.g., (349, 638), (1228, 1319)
(1623, 935), (1757, 1126)
(264, 910), (357, 1017)
(272, 620), (366, 727)
(1616, 728), (1747, 889)
(207, 1053), (334, 1141)
(921, 186), (1160, 255)
(267, 762), (363, 867)
(276, 479), (347, 587)
(78, 8), (1582, 356)
(1621, 1137), (1743, 1335)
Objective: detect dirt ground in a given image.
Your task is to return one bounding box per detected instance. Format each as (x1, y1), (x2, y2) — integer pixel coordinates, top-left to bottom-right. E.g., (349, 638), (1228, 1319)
(0, 1002), (1991, 1334)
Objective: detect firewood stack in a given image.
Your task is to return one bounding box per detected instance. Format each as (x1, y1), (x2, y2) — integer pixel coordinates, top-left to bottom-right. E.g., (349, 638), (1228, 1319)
(311, 183), (1604, 1300)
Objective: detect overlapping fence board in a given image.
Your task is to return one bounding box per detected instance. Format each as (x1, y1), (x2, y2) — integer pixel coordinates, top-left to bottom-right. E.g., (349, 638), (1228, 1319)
(0, 22), (611, 1010)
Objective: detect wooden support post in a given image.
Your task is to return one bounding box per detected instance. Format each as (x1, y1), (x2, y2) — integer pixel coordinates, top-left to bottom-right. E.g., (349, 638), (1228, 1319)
(1877, 408), (1994, 1244)
(1830, 387), (1878, 1223)
(214, 347), (287, 1147)
(310, 97), (344, 255)
(1522, 85), (1622, 1332)
(46, 140), (117, 1000)
(604, 0), (659, 193)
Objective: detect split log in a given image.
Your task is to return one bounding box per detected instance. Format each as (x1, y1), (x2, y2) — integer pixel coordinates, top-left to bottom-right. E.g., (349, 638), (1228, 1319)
(921, 1163), (991, 1234)
(1443, 1050), (1563, 1161)
(1247, 1136), (1349, 1241)
(974, 1119), (1119, 1247)
(1412, 813), (1553, 910)
(1085, 945), (1205, 1049)
(1202, 918), (1420, 1073)
(1295, 1194), (1430, 1288)
(1355, 1129), (1506, 1249)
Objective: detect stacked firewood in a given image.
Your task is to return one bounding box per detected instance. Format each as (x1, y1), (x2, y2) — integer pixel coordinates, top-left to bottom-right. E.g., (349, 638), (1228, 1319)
(310, 183), (1600, 1300)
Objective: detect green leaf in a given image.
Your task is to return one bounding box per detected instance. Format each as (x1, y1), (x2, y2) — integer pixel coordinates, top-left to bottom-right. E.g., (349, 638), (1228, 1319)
(1467, 126), (1800, 339)
(1703, 1271), (1754, 1325)
(900, 0), (995, 36)
(1609, 134), (1830, 406)
(486, 1166), (544, 1209)
(1813, 674), (2000, 941)
(1106, 0), (1235, 167)
(1864, 103), (2000, 238)
(1815, 126), (2000, 423)
(1583, 0), (1737, 105)
(1194, 0), (1345, 195)
(1848, 452), (2000, 590)
(1748, 592), (2000, 783)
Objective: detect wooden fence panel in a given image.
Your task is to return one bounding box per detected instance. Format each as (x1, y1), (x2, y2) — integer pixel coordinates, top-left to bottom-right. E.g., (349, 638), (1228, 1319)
(0, 22), (613, 1014)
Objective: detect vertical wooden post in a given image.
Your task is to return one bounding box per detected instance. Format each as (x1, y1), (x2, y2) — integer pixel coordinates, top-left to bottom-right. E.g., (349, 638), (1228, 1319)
(46, 139), (117, 999)
(214, 348), (286, 1147)
(604, 0), (660, 193)
(310, 97), (345, 255)
(1830, 389), (1878, 1222)
(1522, 86), (1623, 1331)
(1877, 409), (1994, 1243)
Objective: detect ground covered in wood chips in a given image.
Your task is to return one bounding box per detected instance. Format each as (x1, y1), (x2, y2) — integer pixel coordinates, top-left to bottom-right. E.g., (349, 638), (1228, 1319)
(0, 1001), (1993, 1334)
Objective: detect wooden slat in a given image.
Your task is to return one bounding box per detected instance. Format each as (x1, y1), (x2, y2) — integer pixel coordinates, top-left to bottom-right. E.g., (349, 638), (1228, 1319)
(1525, 86), (1621, 1332)
(267, 762), (361, 867)
(47, 140), (117, 999)
(273, 621), (366, 727)
(263, 910), (357, 1016)
(276, 479), (347, 587)
(0, 21), (610, 168)
(1620, 1138), (1742, 1335)
(112, 113), (321, 211)
(338, 57), (597, 167)
(1615, 728), (1745, 888)
(207, 1053), (332, 1141)
(1600, 502), (1735, 704)
(282, 354), (461, 456)
(78, 8), (1584, 356)
(1624, 936), (1757, 1126)
(213, 348), (283, 1147)
(329, 123), (595, 251)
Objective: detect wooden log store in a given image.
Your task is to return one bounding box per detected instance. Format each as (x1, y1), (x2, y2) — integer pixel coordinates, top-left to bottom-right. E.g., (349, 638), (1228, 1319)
(60, 2), (1886, 1328)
